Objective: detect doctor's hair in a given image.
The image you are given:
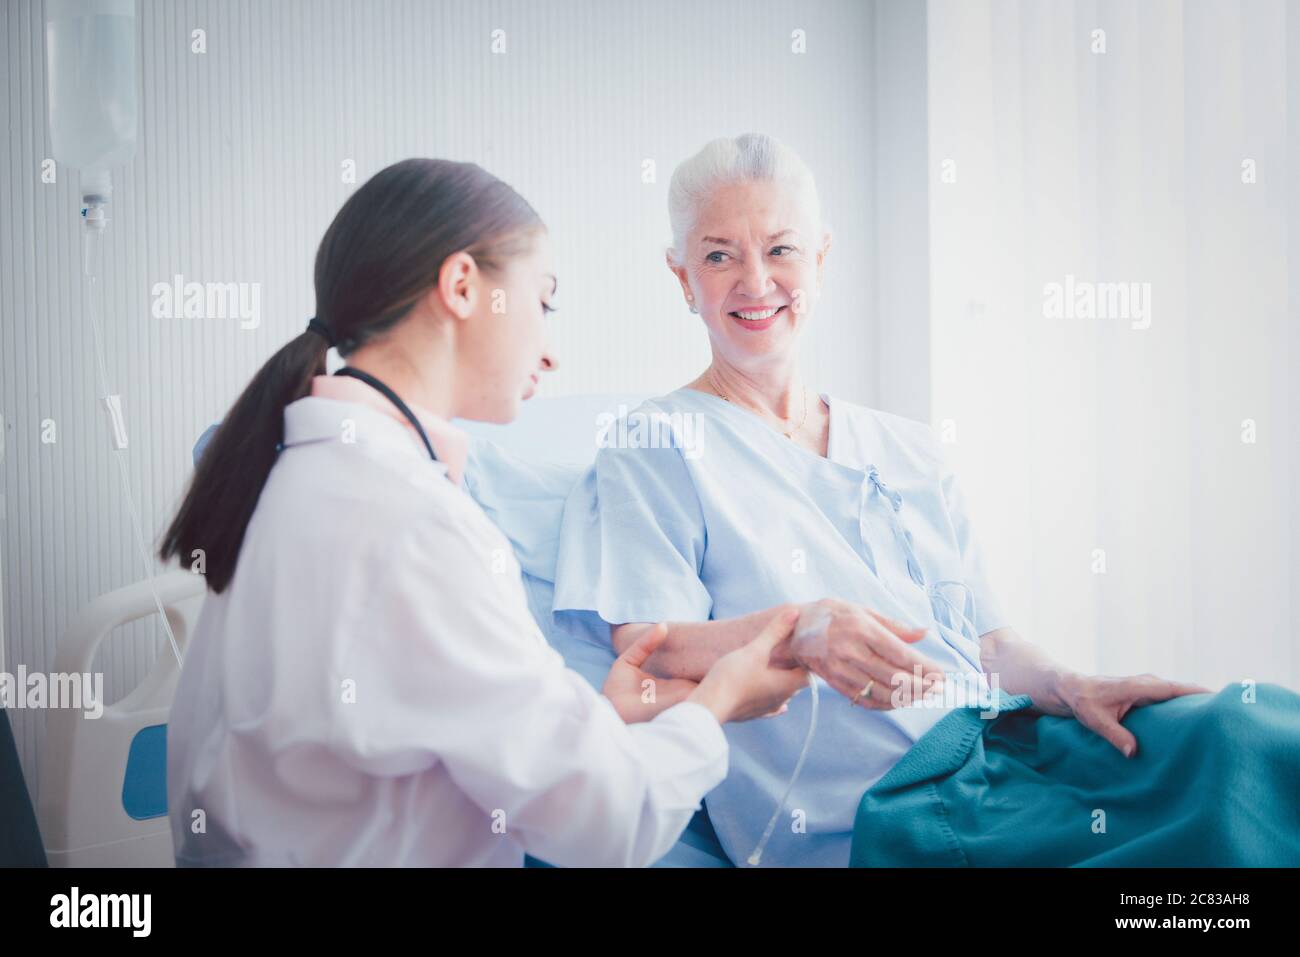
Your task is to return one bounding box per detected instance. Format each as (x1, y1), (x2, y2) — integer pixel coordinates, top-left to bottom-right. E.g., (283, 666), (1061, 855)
(159, 157), (544, 593)
(665, 132), (826, 266)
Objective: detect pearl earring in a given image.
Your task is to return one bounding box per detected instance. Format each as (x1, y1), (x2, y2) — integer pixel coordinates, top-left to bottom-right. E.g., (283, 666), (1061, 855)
(687, 299), (698, 314)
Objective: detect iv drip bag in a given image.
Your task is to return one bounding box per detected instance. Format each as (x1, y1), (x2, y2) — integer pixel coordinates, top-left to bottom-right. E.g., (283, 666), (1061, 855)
(45, 0), (139, 202)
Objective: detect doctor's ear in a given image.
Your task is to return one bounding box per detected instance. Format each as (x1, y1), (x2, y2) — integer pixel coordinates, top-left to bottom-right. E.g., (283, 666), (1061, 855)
(434, 251), (479, 320)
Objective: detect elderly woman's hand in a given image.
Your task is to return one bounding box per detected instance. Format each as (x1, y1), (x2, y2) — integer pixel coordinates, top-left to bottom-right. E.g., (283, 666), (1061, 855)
(786, 598), (948, 709)
(1058, 672), (1213, 758)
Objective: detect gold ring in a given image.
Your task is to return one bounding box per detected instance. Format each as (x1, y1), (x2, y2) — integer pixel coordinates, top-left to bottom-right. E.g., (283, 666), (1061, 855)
(852, 679), (875, 705)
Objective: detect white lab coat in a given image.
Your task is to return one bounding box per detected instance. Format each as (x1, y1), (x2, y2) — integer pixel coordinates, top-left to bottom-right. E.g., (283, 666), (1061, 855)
(166, 395), (728, 867)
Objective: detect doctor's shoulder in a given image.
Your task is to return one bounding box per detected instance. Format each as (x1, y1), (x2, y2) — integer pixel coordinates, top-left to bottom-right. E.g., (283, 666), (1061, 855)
(294, 434), (516, 566)
(352, 472), (527, 600)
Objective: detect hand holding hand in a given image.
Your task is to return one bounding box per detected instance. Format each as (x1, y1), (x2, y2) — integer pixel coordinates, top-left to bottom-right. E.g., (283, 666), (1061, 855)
(603, 623), (702, 723)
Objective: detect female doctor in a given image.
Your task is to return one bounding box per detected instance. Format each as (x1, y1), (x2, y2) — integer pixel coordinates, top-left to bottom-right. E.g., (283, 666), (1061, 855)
(159, 158), (809, 867)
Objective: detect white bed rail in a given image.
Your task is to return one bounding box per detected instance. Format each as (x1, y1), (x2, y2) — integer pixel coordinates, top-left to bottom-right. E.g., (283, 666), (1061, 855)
(38, 569), (205, 867)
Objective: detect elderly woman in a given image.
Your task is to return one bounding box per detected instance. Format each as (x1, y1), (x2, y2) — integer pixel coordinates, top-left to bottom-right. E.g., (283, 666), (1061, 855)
(551, 133), (1300, 868)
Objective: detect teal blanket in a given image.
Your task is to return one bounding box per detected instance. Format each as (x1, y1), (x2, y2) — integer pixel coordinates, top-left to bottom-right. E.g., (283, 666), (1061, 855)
(851, 682), (1300, 866)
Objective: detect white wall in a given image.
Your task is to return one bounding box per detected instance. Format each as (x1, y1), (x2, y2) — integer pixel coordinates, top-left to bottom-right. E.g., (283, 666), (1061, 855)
(873, 0), (932, 423)
(928, 0), (1299, 689)
(1, 0), (888, 799)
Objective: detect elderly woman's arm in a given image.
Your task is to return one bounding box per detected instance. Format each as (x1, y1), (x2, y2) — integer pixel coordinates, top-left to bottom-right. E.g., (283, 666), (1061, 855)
(626, 618), (1077, 714)
(612, 609), (794, 681)
(613, 598), (950, 708)
(977, 627), (1077, 716)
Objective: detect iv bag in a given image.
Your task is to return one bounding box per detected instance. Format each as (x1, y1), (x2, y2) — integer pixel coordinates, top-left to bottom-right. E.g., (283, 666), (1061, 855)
(45, 0), (139, 201)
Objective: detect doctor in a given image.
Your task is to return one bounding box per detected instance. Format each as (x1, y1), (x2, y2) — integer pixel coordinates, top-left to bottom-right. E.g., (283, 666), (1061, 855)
(159, 157), (809, 867)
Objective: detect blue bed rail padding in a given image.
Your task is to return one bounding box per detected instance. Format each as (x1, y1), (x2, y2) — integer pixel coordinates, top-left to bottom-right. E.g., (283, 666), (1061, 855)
(121, 724), (168, 821)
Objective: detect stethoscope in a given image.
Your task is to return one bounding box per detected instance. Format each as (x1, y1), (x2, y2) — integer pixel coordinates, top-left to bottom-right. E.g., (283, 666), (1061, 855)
(333, 366), (440, 465)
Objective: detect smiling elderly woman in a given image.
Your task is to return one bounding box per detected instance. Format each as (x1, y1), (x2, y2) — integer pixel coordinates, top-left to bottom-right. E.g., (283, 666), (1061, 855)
(551, 133), (1300, 868)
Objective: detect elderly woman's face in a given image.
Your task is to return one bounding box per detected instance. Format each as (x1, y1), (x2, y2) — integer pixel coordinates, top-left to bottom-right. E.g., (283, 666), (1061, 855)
(672, 179), (828, 363)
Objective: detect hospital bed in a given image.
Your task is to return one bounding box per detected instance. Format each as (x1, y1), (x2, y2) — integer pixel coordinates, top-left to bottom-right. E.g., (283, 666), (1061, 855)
(34, 394), (732, 868)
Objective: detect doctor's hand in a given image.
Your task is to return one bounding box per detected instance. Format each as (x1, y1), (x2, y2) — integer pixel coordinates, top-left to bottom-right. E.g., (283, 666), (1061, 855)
(603, 623), (704, 724)
(780, 598), (946, 710)
(687, 606), (811, 724)
(1058, 672), (1213, 759)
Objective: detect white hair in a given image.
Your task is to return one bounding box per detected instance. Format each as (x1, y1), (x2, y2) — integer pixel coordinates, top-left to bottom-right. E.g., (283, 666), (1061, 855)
(666, 133), (824, 265)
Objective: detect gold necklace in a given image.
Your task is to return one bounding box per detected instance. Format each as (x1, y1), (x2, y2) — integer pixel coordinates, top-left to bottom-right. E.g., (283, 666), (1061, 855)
(708, 370), (808, 439)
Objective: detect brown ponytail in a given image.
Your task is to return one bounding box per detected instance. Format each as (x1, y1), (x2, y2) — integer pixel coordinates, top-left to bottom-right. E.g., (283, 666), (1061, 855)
(159, 158), (544, 592)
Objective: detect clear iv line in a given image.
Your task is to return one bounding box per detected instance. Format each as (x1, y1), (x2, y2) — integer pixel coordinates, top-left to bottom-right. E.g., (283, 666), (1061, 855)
(746, 676), (819, 866)
(746, 606), (828, 866)
(83, 205), (183, 669)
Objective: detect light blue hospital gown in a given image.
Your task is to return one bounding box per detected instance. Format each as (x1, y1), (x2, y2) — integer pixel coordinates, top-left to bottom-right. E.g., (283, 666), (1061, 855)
(552, 387), (1010, 867)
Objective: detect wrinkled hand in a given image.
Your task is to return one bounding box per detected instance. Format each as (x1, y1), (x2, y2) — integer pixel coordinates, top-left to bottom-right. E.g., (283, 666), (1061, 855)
(1059, 672), (1213, 758)
(786, 599), (948, 709)
(603, 623), (701, 723)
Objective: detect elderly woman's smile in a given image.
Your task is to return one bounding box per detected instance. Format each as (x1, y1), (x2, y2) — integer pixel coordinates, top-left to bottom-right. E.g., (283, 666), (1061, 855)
(727, 304), (788, 328)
